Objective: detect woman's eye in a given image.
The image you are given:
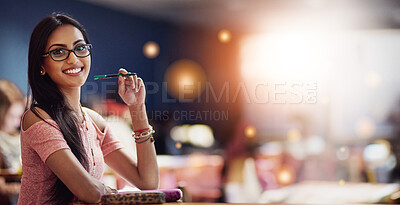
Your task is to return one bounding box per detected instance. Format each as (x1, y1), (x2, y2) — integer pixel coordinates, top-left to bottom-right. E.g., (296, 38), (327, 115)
(51, 49), (66, 56)
(75, 45), (86, 51)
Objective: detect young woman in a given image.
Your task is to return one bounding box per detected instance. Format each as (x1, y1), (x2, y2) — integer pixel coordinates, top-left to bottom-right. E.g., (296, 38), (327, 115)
(19, 13), (159, 204)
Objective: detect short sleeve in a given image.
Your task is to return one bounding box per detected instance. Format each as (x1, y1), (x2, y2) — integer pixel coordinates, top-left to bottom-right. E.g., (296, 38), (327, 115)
(24, 120), (70, 162)
(101, 125), (124, 157)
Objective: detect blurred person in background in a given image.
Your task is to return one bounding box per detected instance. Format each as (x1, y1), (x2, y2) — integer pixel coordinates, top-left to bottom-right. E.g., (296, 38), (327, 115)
(0, 79), (25, 205)
(0, 79), (25, 174)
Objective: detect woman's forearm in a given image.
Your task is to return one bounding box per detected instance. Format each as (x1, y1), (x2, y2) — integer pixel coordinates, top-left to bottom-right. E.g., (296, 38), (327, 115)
(129, 104), (159, 189)
(129, 104), (149, 131)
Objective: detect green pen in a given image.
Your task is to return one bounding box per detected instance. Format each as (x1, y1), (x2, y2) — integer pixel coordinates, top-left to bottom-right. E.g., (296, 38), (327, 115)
(94, 72), (136, 80)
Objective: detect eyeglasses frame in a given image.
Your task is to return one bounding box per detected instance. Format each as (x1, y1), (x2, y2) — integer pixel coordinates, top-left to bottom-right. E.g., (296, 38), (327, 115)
(42, 44), (93, 62)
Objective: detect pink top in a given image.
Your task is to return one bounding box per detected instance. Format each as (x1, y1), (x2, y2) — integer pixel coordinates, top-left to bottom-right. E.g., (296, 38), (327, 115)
(18, 110), (123, 205)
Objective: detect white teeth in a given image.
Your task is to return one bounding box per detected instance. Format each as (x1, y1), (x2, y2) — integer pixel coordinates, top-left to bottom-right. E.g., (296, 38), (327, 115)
(64, 68), (82, 74)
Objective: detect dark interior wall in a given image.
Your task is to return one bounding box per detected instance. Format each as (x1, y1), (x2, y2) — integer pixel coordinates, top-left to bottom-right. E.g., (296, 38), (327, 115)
(0, 0), (169, 105)
(0, 0), (242, 147)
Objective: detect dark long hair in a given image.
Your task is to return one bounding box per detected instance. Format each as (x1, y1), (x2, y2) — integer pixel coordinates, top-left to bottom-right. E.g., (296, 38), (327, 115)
(28, 13), (91, 204)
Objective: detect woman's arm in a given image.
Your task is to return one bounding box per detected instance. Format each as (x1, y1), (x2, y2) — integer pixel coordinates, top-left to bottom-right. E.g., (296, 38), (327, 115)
(23, 109), (107, 203)
(104, 103), (159, 190)
(86, 105), (159, 190)
(45, 149), (106, 202)
(105, 68), (159, 189)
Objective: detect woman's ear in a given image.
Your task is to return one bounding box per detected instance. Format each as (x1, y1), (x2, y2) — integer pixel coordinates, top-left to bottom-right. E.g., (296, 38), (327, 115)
(40, 66), (46, 75)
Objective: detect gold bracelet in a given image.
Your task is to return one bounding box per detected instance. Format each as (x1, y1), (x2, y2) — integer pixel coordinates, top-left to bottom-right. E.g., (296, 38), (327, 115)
(135, 135), (155, 144)
(132, 128), (155, 140)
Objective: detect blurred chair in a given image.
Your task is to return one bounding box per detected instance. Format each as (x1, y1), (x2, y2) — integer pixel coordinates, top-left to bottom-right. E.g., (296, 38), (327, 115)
(158, 154), (224, 202)
(174, 154), (224, 202)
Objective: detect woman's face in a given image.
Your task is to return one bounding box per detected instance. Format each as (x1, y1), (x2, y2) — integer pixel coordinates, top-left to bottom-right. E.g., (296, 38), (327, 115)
(1, 102), (24, 135)
(42, 24), (91, 90)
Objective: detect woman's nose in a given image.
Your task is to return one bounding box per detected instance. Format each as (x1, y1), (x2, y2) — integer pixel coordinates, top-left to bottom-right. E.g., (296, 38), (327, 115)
(66, 51), (79, 64)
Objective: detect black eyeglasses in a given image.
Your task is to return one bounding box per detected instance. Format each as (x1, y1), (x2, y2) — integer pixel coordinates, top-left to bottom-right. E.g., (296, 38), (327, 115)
(42, 44), (92, 61)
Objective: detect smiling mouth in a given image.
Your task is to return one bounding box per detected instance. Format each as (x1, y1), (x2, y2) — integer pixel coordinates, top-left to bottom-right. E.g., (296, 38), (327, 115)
(63, 67), (83, 74)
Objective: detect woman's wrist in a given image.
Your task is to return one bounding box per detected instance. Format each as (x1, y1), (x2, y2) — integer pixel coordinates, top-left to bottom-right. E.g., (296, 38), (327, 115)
(128, 103), (145, 111)
(128, 103), (150, 130)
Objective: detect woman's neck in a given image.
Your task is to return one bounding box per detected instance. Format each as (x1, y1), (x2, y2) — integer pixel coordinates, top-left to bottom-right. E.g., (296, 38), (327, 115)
(59, 87), (81, 113)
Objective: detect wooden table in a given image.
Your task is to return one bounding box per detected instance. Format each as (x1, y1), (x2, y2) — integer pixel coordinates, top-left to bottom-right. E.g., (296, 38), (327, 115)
(74, 202), (400, 205)
(0, 173), (21, 182)
(165, 204), (400, 205)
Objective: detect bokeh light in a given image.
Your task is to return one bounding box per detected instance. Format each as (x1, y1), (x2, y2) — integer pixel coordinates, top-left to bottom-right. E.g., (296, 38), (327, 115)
(143, 41), (160, 58)
(218, 29), (232, 43)
(276, 165), (295, 186)
(339, 179), (346, 186)
(305, 135), (325, 155)
(336, 146), (349, 161)
(170, 124), (190, 143)
(287, 128), (302, 142)
(374, 139), (391, 152)
(188, 124), (215, 148)
(244, 125), (256, 138)
(363, 139), (392, 169)
(240, 32), (331, 81)
(164, 59), (207, 101)
(170, 124), (215, 148)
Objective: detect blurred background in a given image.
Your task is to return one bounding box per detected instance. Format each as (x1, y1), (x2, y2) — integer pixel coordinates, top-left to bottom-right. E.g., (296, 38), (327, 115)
(1, 0), (400, 203)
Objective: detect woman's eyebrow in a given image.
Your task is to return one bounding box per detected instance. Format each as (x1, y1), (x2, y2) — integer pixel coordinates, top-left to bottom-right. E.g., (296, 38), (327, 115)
(47, 44), (66, 51)
(47, 40), (85, 50)
(73, 39), (84, 45)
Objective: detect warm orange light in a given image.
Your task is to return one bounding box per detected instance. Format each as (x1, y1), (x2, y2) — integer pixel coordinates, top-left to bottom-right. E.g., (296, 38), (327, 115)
(218, 29), (232, 43)
(276, 165), (295, 186)
(164, 59), (206, 101)
(244, 125), (256, 138)
(143, 41), (160, 58)
(175, 142), (182, 149)
(339, 179), (345, 185)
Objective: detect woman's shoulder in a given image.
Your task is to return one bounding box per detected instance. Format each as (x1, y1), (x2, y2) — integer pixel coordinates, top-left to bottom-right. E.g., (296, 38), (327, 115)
(22, 107), (52, 131)
(83, 107), (106, 132)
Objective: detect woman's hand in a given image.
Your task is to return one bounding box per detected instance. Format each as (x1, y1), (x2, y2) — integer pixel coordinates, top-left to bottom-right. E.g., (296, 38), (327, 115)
(118, 68), (146, 106)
